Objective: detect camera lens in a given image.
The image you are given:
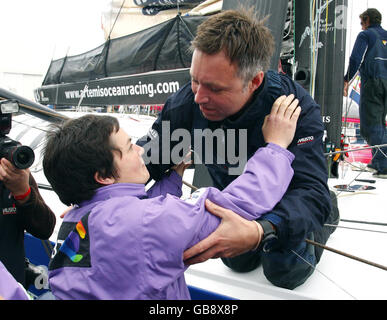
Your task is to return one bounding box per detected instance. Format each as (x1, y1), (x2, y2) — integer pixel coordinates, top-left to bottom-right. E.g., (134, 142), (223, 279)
(10, 145), (35, 169)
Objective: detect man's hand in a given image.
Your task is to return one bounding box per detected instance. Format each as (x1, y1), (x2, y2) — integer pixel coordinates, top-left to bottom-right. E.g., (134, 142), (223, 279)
(0, 158), (30, 199)
(183, 199), (262, 265)
(262, 94), (301, 149)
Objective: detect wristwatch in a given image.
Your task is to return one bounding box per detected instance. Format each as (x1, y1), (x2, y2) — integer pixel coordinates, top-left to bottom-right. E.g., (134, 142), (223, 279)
(257, 220), (278, 253)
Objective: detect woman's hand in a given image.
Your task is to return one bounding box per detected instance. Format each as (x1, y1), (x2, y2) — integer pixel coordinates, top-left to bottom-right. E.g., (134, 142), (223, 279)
(262, 94), (301, 149)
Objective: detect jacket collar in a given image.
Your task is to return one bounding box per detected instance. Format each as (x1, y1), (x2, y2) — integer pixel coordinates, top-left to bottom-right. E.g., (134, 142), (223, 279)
(85, 183), (147, 205)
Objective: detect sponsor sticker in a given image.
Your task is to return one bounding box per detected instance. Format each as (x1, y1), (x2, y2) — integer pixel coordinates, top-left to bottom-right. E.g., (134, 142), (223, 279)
(297, 136), (314, 145)
(3, 206), (17, 215)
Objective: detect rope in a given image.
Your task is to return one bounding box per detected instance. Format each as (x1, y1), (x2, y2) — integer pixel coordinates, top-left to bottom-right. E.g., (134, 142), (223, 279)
(291, 248), (357, 299)
(324, 223), (387, 235)
(306, 239), (387, 272)
(340, 218), (387, 227)
(324, 143), (387, 157)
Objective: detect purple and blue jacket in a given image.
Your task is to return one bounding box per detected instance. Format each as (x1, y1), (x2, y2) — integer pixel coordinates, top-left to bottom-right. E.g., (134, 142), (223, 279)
(48, 143), (294, 299)
(0, 260), (29, 300)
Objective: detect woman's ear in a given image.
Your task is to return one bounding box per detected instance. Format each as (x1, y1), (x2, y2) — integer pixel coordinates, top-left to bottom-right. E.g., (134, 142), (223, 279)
(94, 171), (115, 185)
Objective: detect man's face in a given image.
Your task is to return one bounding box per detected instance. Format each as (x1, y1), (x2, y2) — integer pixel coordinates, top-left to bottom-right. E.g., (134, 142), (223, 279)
(361, 17), (369, 30)
(110, 128), (150, 184)
(190, 49), (261, 121)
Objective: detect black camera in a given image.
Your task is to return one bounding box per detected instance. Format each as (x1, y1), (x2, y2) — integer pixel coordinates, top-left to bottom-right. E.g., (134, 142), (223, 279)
(0, 100), (35, 169)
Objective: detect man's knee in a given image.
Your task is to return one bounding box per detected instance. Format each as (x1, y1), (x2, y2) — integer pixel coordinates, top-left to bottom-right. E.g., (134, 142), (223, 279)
(221, 238), (320, 290)
(261, 240), (316, 290)
(221, 251), (261, 273)
(262, 260), (314, 290)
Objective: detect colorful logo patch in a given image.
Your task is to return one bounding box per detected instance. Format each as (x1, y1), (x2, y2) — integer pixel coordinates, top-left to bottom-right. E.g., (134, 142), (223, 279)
(49, 212), (91, 271)
(59, 221), (85, 262)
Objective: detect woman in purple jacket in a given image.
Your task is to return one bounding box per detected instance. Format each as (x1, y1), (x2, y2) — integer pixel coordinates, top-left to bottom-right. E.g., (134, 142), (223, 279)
(0, 260), (29, 300)
(43, 95), (300, 299)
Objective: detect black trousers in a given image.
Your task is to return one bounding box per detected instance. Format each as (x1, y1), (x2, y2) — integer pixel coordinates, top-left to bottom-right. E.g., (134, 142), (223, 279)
(360, 78), (387, 172)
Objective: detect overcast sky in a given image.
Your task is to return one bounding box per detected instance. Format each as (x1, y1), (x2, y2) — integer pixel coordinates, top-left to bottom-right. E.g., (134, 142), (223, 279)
(0, 0), (108, 75)
(0, 0), (386, 77)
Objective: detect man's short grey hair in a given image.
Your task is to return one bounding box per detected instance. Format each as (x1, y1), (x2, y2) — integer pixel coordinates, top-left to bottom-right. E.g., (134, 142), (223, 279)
(190, 9), (275, 83)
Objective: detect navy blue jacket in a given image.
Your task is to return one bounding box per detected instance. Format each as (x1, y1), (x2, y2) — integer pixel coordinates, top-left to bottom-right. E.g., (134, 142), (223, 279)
(344, 24), (387, 82)
(138, 70), (331, 249)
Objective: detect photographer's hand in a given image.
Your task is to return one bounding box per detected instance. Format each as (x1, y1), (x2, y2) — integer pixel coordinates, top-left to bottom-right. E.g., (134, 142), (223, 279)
(0, 158), (31, 204)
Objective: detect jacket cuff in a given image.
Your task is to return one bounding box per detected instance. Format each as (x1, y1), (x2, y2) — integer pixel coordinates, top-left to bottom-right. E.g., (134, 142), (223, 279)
(266, 143), (295, 163)
(258, 213), (283, 241)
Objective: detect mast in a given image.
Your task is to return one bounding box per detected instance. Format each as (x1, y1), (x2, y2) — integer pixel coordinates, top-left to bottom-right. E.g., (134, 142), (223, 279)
(294, 0), (348, 153)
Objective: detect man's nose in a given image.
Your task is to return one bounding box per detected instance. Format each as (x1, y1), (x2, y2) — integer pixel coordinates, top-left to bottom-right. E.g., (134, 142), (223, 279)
(194, 85), (209, 104)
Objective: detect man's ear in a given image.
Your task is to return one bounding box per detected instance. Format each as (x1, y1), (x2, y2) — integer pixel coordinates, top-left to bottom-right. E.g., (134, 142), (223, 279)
(94, 171), (115, 185)
(251, 71), (264, 91)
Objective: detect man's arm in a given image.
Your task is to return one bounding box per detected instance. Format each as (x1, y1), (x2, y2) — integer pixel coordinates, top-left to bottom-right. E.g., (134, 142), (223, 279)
(137, 83), (194, 181)
(263, 103), (331, 249)
(183, 199), (263, 262)
(183, 95), (303, 263)
(0, 158), (56, 240)
(344, 32), (368, 83)
(184, 92), (330, 264)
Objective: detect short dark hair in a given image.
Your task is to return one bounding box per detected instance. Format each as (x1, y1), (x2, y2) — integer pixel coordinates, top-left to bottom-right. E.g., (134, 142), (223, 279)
(360, 8), (382, 25)
(43, 114), (120, 205)
(191, 9), (274, 82)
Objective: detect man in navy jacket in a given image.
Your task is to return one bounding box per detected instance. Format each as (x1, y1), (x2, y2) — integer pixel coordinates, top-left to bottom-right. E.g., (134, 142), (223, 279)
(344, 8), (387, 178)
(138, 9), (334, 289)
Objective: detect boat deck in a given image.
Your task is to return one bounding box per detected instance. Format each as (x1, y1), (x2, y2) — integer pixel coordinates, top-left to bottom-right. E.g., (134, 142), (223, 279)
(185, 164), (387, 300)
(12, 113), (387, 300)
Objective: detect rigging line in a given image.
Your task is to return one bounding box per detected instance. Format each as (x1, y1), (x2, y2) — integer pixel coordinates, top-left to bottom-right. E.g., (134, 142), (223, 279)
(12, 119), (52, 134)
(329, 150), (377, 182)
(340, 218), (387, 227)
(316, 0), (322, 54)
(336, 156), (381, 190)
(76, 0), (126, 110)
(310, 0), (316, 97)
(290, 248), (357, 300)
(305, 239), (387, 272)
(107, 0), (126, 40)
(376, 145), (387, 159)
(333, 170), (363, 197)
(342, 1), (357, 137)
(291, 0), (296, 79)
(341, 158), (372, 173)
(324, 143), (387, 156)
(320, 0), (329, 113)
(325, 0), (328, 33)
(16, 102), (69, 122)
(324, 223), (387, 234)
(282, 0), (293, 39)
